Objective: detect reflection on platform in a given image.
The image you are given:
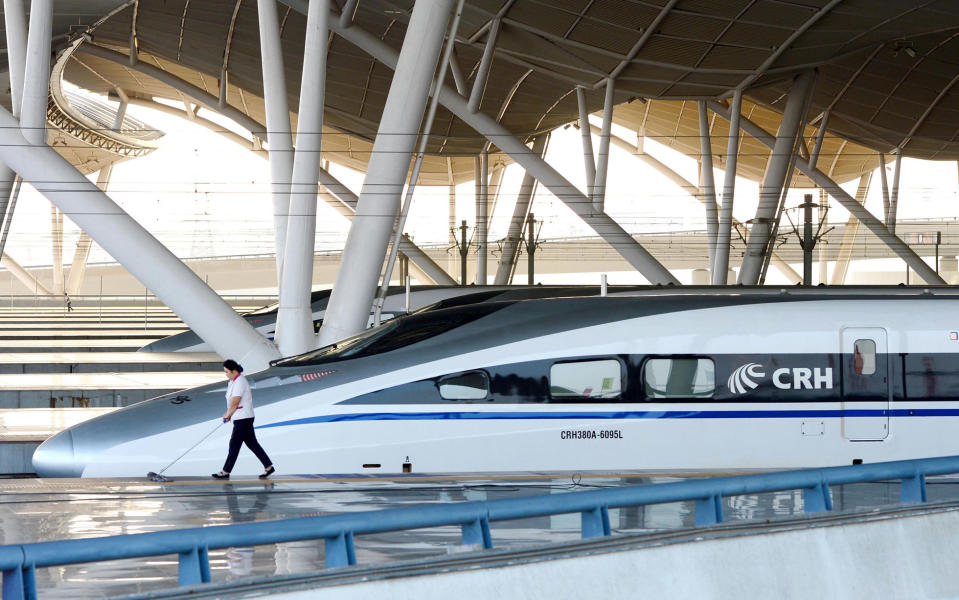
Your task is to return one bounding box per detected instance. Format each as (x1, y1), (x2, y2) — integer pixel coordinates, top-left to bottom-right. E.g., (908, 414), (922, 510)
(3, 473), (959, 598)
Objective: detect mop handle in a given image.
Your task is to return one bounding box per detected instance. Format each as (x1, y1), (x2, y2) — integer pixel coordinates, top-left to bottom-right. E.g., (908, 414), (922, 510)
(157, 421), (224, 475)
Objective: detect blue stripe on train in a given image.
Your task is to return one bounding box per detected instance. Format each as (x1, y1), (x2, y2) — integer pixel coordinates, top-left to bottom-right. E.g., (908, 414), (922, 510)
(256, 408), (958, 429)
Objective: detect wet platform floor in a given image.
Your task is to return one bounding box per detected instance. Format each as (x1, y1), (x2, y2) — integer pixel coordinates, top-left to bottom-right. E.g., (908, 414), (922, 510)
(5, 472), (959, 599)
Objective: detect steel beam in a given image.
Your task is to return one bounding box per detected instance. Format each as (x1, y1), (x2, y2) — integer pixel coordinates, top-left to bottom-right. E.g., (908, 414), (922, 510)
(318, 0), (456, 346)
(494, 135), (546, 284)
(712, 89), (741, 285)
(739, 71), (814, 284)
(697, 100), (717, 269)
(279, 0), (678, 285)
(707, 100), (945, 284)
(0, 107), (280, 370)
(257, 0), (296, 277)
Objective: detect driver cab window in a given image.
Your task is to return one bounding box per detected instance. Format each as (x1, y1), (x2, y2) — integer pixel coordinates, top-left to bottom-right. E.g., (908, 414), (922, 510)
(439, 371), (489, 400)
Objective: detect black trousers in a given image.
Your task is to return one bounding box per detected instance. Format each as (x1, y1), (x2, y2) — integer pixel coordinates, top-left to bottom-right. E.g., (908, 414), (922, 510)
(222, 417), (272, 473)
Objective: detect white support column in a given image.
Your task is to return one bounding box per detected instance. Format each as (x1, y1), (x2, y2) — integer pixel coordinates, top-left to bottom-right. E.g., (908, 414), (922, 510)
(878, 152), (890, 220)
(697, 100), (717, 269)
(888, 151), (902, 234)
(831, 174), (872, 285)
(1, 253), (50, 294)
(66, 100), (127, 296)
(66, 163), (113, 296)
(467, 18), (500, 113)
(257, 0), (295, 278)
(591, 78), (615, 213)
(318, 0), (456, 346)
(818, 187), (828, 284)
(739, 71), (814, 285)
(0, 108), (280, 370)
(494, 135), (546, 285)
(282, 0), (677, 285)
(575, 87), (596, 193)
(712, 88), (742, 285)
(707, 99), (945, 284)
(276, 0), (330, 357)
(50, 205), (62, 294)
(448, 158), (457, 277)
(807, 111), (828, 172)
(475, 151), (488, 284)
(0, 0), (28, 242)
(4, 0), (27, 115)
(20, 0), (52, 145)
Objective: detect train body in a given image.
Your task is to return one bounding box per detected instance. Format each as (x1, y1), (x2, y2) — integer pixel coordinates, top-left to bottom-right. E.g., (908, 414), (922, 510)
(35, 289), (959, 477)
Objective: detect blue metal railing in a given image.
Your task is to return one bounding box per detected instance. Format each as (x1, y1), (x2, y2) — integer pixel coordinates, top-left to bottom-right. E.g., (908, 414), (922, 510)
(2, 455), (957, 600)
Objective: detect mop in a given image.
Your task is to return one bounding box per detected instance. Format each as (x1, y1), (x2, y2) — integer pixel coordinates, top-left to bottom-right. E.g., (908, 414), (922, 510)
(147, 421), (224, 482)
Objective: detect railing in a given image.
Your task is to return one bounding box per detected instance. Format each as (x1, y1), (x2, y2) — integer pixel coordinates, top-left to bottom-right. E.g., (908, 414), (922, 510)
(2, 455), (957, 600)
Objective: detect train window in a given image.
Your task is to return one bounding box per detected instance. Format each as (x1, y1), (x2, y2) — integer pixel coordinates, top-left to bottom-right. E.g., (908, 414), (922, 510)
(853, 339), (876, 375)
(549, 360), (622, 400)
(643, 358), (715, 399)
(439, 371), (489, 400)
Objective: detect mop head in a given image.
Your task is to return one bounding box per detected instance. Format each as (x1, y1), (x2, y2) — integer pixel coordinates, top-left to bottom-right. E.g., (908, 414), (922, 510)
(147, 471), (172, 483)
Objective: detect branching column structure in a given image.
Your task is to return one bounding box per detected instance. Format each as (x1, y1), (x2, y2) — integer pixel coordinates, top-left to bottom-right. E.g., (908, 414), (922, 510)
(318, 0), (457, 346)
(0, 1), (280, 371)
(277, 0), (679, 290)
(707, 100), (944, 285)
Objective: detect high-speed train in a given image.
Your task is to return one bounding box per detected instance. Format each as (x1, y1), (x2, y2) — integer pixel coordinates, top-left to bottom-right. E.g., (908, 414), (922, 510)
(34, 287), (959, 478)
(139, 285), (639, 353)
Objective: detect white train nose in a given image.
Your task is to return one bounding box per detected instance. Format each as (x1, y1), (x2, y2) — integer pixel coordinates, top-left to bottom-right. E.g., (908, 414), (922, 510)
(33, 429), (82, 477)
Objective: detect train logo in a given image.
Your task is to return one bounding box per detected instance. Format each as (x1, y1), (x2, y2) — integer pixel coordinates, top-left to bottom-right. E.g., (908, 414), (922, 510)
(728, 362), (835, 395)
(728, 363), (765, 394)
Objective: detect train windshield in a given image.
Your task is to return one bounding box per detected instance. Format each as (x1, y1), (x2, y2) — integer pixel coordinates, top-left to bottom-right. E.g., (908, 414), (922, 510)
(275, 302), (514, 366)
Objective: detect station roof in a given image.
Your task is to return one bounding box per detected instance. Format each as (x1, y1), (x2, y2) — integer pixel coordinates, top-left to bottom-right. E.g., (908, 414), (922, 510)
(16, 1), (959, 182)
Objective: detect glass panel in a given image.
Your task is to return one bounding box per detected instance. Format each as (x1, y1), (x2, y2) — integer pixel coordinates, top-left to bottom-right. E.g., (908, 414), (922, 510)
(853, 339), (876, 375)
(549, 360), (622, 399)
(439, 371), (489, 400)
(643, 358), (715, 399)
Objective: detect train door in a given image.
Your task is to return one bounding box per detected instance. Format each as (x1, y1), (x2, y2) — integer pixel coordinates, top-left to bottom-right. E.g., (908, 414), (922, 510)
(841, 327), (889, 441)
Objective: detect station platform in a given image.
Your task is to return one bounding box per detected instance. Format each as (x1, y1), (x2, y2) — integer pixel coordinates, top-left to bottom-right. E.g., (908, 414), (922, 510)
(4, 473), (959, 599)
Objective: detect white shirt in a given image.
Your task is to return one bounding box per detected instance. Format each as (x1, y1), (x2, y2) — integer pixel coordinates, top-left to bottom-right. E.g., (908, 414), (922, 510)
(226, 374), (254, 420)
